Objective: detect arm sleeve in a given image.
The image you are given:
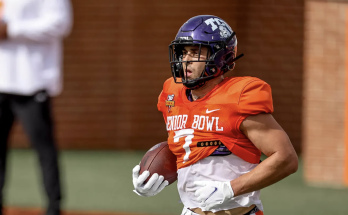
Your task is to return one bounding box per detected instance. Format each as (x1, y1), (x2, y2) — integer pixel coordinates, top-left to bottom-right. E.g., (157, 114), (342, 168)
(236, 80), (274, 129)
(7, 0), (73, 42)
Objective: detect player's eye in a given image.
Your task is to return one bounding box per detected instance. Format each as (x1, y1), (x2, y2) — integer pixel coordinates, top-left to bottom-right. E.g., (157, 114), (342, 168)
(182, 52), (188, 59)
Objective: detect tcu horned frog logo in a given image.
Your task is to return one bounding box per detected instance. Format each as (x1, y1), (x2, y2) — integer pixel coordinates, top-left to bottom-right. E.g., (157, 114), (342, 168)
(165, 94), (175, 112)
(204, 18), (232, 39)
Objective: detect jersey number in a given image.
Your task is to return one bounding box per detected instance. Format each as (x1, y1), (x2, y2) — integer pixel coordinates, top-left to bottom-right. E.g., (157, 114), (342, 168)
(173, 129), (194, 163)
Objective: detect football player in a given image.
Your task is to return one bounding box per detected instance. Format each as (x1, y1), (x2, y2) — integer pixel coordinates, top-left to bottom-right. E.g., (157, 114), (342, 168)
(132, 15), (298, 215)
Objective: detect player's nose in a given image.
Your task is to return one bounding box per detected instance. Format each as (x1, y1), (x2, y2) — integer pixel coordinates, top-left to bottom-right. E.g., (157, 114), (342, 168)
(182, 53), (192, 62)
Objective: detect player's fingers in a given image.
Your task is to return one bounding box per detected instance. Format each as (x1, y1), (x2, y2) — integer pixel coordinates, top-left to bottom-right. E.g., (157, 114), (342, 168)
(193, 181), (207, 187)
(194, 187), (205, 197)
(154, 180), (169, 195)
(143, 173), (159, 190)
(194, 188), (208, 202)
(194, 188), (202, 198)
(185, 182), (198, 192)
(185, 187), (196, 193)
(196, 193), (206, 202)
(132, 165), (141, 178)
(136, 170), (150, 185)
(163, 180), (169, 187)
(151, 175), (164, 192)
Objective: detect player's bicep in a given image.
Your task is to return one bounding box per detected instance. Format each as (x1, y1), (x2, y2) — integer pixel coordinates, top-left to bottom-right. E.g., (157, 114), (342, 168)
(240, 113), (295, 157)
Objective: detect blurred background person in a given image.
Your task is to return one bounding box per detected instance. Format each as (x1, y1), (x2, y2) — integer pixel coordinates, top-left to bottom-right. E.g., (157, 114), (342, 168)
(0, 0), (73, 215)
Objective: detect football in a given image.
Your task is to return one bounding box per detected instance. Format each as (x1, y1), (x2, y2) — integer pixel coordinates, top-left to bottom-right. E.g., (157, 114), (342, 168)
(139, 141), (177, 185)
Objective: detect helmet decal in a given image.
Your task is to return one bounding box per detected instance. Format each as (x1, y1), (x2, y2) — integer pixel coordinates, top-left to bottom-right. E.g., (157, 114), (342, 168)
(204, 18), (232, 39)
(219, 25), (230, 39)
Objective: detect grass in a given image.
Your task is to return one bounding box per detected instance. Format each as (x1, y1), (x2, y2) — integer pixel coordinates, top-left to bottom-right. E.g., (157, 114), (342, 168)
(3, 149), (348, 215)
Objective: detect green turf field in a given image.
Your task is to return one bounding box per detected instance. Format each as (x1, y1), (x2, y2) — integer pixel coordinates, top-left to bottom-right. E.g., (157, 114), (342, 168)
(3, 149), (348, 215)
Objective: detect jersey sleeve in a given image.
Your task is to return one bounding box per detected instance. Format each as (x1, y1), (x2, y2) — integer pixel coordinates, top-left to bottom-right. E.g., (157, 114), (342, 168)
(157, 78), (174, 113)
(236, 80), (274, 129)
(157, 90), (164, 112)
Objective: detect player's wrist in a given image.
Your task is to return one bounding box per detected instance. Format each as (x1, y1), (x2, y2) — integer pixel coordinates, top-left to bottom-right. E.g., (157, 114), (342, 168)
(223, 181), (234, 199)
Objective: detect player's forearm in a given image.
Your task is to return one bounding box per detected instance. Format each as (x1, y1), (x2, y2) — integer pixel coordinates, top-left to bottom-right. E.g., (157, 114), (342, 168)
(230, 151), (298, 197)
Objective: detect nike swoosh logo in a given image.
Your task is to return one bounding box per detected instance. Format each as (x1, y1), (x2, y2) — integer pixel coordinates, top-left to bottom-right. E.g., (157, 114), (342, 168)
(204, 187), (218, 202)
(206, 109), (220, 114)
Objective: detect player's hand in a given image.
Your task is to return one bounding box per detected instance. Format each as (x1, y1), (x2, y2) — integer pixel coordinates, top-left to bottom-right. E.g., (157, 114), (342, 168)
(132, 165), (169, 197)
(192, 181), (234, 211)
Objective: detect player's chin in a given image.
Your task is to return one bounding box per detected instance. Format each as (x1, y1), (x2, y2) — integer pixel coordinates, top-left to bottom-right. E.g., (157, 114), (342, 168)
(182, 78), (193, 82)
(186, 77), (198, 81)
(183, 74), (195, 80)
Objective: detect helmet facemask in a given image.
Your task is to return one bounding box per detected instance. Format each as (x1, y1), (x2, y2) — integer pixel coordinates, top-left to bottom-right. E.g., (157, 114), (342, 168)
(169, 41), (221, 89)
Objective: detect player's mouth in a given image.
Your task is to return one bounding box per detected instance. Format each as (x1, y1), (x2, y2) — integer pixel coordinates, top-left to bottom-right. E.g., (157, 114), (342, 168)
(184, 69), (193, 78)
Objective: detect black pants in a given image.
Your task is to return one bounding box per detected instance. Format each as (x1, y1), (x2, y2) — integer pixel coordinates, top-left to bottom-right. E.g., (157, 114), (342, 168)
(0, 91), (62, 215)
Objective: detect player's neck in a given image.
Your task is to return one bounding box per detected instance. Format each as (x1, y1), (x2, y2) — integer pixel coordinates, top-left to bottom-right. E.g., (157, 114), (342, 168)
(191, 75), (224, 101)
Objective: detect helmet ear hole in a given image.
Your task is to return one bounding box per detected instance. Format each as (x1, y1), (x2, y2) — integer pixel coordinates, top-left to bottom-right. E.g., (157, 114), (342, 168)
(227, 62), (235, 71)
(224, 52), (234, 64)
(207, 66), (217, 76)
(221, 52), (236, 73)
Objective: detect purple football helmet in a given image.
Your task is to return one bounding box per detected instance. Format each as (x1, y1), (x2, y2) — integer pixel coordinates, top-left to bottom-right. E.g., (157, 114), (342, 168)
(169, 15), (243, 89)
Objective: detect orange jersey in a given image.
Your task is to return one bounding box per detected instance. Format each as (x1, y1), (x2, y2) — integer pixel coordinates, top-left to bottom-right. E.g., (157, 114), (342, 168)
(157, 76), (273, 169)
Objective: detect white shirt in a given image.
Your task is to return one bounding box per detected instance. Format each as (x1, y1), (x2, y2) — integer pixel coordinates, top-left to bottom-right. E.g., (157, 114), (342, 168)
(0, 0), (72, 96)
(177, 153), (263, 213)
